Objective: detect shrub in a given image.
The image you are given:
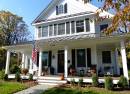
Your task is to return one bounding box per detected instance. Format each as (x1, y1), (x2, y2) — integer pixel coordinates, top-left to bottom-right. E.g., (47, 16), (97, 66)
(78, 78), (83, 87)
(105, 76), (114, 90)
(21, 68), (29, 73)
(9, 64), (20, 74)
(70, 78), (75, 86)
(118, 76), (128, 89)
(29, 74), (33, 81)
(92, 74), (99, 87)
(15, 72), (21, 82)
(3, 74), (8, 81)
(0, 69), (5, 80)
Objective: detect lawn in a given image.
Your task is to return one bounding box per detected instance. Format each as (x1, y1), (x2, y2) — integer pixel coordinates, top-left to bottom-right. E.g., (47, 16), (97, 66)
(41, 87), (130, 94)
(0, 82), (28, 94)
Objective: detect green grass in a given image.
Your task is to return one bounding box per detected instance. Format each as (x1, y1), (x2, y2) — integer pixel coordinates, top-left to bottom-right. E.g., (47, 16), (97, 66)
(0, 82), (28, 94)
(41, 87), (129, 94)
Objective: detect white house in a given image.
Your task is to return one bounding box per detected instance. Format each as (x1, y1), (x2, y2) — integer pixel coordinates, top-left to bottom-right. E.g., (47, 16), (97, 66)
(3, 0), (129, 84)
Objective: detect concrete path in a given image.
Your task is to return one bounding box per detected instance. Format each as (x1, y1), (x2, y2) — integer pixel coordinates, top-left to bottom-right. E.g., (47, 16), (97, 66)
(14, 85), (54, 94)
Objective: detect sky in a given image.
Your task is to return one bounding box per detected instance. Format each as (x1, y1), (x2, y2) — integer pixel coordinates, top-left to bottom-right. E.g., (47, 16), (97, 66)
(0, 0), (113, 38)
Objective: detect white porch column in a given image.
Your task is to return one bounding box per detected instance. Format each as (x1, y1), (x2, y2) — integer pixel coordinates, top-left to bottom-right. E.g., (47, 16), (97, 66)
(115, 49), (120, 75)
(64, 45), (68, 78)
(30, 58), (33, 70)
(5, 50), (10, 74)
(25, 55), (28, 68)
(120, 40), (129, 80)
(94, 44), (98, 75)
(22, 53), (25, 69)
(38, 48), (42, 76)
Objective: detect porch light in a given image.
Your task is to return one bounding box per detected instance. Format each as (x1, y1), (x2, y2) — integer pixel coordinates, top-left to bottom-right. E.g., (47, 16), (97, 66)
(52, 54), (55, 59)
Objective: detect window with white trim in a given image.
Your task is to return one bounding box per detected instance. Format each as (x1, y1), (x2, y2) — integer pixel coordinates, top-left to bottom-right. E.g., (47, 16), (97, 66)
(76, 20), (84, 33)
(58, 23), (65, 35)
(38, 27), (42, 38)
(102, 51), (111, 63)
(59, 5), (64, 14)
(42, 26), (48, 37)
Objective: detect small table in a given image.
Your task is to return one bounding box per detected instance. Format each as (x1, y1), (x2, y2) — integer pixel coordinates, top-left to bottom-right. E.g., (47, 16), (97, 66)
(80, 69), (84, 77)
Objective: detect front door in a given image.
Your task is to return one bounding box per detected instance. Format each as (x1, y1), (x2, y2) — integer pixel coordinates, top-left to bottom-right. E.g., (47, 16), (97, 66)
(58, 50), (64, 73)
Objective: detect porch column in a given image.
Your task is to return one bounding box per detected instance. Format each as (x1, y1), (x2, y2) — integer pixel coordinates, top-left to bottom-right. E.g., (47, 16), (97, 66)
(22, 53), (25, 69)
(5, 50), (10, 74)
(38, 48), (42, 76)
(25, 55), (28, 68)
(94, 44), (98, 75)
(115, 49), (120, 75)
(30, 58), (33, 70)
(120, 40), (129, 80)
(64, 45), (68, 78)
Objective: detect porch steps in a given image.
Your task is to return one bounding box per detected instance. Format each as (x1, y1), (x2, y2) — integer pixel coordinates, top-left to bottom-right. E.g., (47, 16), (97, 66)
(37, 76), (67, 85)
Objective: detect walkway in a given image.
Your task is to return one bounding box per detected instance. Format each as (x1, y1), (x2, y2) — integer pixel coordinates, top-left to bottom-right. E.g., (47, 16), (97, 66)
(14, 85), (54, 94)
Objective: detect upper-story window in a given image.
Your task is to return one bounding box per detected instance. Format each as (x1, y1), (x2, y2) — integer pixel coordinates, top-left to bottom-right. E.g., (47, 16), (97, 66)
(38, 26), (42, 38)
(42, 26), (48, 37)
(59, 5), (64, 14)
(56, 3), (67, 15)
(76, 20), (84, 33)
(100, 24), (108, 32)
(58, 23), (65, 35)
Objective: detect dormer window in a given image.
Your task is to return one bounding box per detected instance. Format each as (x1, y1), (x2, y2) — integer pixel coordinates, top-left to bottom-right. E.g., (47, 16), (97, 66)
(59, 5), (64, 14)
(56, 3), (67, 15)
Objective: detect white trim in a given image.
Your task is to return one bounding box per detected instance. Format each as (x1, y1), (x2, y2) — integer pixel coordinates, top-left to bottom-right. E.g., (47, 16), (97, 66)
(5, 50), (10, 74)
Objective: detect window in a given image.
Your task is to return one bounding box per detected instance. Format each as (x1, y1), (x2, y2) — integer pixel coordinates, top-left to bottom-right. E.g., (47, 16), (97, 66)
(100, 24), (108, 32)
(71, 21), (75, 34)
(77, 49), (86, 67)
(85, 18), (90, 32)
(42, 26), (48, 37)
(42, 52), (48, 66)
(76, 20), (84, 33)
(54, 24), (57, 36)
(102, 51), (111, 63)
(38, 27), (41, 38)
(66, 22), (70, 34)
(58, 23), (65, 35)
(59, 5), (64, 14)
(49, 25), (53, 36)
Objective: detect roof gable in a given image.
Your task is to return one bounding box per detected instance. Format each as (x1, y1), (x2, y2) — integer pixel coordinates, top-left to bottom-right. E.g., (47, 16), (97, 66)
(32, 0), (113, 25)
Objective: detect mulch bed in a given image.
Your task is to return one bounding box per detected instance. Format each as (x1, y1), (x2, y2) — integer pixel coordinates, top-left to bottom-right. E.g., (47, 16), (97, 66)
(0, 79), (39, 87)
(56, 84), (130, 93)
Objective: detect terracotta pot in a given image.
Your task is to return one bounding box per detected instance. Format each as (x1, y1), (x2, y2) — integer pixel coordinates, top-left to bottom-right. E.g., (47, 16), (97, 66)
(24, 73), (27, 75)
(61, 73), (64, 77)
(41, 73), (45, 76)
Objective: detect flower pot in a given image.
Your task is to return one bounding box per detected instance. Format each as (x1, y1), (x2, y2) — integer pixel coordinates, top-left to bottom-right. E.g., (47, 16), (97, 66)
(61, 77), (64, 80)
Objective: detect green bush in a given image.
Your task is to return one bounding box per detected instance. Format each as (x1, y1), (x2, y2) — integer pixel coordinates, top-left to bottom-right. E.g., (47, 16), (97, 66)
(9, 64), (20, 74)
(78, 78), (83, 87)
(3, 74), (8, 81)
(105, 76), (114, 90)
(92, 74), (99, 87)
(70, 78), (75, 86)
(15, 72), (21, 82)
(29, 74), (33, 81)
(21, 68), (29, 73)
(0, 69), (5, 80)
(118, 76), (128, 89)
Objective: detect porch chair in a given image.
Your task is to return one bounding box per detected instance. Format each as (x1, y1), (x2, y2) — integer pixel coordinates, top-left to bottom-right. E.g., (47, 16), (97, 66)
(69, 65), (78, 76)
(87, 65), (97, 76)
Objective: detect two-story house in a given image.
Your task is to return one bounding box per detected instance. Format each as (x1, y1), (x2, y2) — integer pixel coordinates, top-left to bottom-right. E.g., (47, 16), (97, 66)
(3, 0), (129, 85)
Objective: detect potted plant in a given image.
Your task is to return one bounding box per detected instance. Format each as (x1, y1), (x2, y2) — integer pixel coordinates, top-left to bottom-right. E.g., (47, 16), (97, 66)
(21, 68), (29, 75)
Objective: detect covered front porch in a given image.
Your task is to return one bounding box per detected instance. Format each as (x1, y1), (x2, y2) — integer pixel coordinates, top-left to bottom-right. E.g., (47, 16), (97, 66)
(3, 34), (129, 83)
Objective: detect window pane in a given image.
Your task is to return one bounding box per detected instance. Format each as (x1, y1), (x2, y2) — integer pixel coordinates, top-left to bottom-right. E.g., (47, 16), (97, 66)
(38, 27), (41, 38)
(59, 5), (64, 14)
(76, 20), (84, 33)
(58, 23), (65, 35)
(100, 24), (108, 32)
(66, 22), (70, 34)
(42, 26), (48, 37)
(71, 21), (75, 34)
(42, 52), (48, 66)
(49, 25), (53, 36)
(77, 49), (86, 67)
(85, 18), (90, 32)
(102, 51), (111, 63)
(54, 24), (57, 36)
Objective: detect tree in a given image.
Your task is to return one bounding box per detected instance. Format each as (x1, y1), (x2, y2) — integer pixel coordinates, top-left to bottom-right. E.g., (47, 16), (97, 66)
(84, 0), (130, 35)
(0, 10), (32, 70)
(0, 10), (32, 45)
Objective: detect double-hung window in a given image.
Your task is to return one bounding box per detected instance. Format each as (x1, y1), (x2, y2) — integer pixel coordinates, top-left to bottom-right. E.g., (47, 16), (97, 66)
(58, 23), (65, 35)
(42, 52), (48, 66)
(102, 51), (111, 63)
(100, 24), (108, 32)
(76, 20), (84, 33)
(38, 27), (42, 38)
(42, 26), (48, 37)
(59, 5), (64, 14)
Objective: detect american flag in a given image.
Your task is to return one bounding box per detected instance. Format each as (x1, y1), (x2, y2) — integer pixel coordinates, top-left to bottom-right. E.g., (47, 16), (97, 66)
(32, 44), (37, 63)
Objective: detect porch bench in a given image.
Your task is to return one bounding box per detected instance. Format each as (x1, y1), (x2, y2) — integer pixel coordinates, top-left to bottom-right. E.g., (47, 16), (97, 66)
(70, 68), (78, 76)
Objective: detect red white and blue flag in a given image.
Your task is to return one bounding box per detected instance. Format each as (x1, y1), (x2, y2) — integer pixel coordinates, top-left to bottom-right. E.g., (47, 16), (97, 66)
(32, 44), (37, 63)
